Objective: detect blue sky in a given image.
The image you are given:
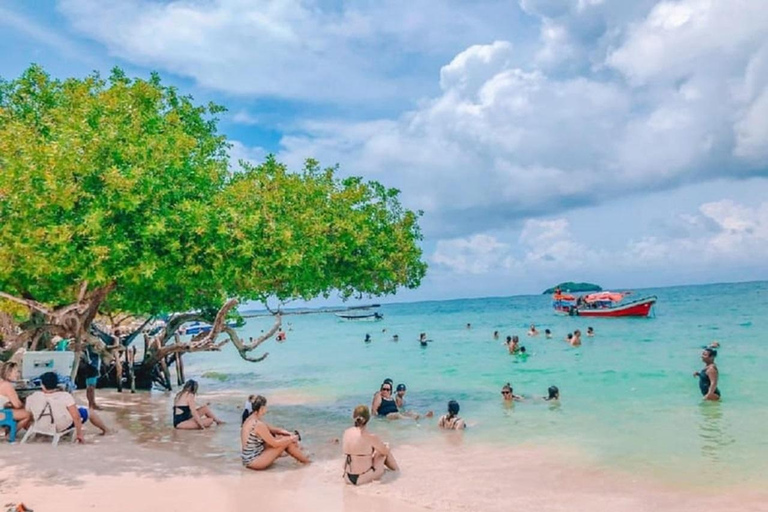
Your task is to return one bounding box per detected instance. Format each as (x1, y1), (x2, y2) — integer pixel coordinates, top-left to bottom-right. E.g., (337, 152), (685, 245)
(3, 0), (768, 303)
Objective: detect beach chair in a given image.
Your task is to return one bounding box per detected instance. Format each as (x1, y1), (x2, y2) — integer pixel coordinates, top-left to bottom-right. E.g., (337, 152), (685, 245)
(0, 408), (18, 443)
(20, 398), (77, 446)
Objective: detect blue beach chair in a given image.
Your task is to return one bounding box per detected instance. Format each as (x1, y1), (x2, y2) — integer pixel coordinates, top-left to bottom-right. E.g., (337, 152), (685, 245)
(0, 408), (18, 443)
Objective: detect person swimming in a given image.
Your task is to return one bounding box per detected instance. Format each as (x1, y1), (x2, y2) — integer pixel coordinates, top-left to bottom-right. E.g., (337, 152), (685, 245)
(364, 333), (372, 343)
(694, 348), (720, 401)
(438, 400), (466, 430)
(544, 386), (559, 401)
(419, 332), (430, 347)
(586, 327), (594, 337)
(527, 324), (539, 336)
(501, 383), (523, 402)
(493, 330), (499, 340)
(506, 335), (521, 354)
(392, 334), (399, 342)
(544, 329), (552, 339)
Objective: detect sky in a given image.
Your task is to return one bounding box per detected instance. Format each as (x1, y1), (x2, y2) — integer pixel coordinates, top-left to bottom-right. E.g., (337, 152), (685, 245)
(2, 0), (768, 304)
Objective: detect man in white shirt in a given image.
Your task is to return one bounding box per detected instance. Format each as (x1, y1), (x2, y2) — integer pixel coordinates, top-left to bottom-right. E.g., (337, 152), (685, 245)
(25, 371), (108, 442)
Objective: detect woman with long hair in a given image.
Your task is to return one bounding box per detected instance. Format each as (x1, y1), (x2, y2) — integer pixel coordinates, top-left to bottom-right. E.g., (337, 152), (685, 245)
(172, 379), (224, 430)
(342, 405), (399, 485)
(241, 395), (309, 470)
(0, 361), (32, 430)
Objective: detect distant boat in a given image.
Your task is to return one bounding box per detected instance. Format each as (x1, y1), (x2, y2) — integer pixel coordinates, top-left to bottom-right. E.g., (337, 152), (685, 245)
(553, 291), (656, 318)
(180, 320), (241, 335)
(335, 312), (384, 321)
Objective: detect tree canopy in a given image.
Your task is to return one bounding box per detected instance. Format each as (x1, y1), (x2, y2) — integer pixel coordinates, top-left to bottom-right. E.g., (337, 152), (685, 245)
(0, 65), (427, 327)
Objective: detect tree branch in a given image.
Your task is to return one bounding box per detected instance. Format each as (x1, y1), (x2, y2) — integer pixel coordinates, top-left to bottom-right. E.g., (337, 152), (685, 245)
(243, 314), (282, 350)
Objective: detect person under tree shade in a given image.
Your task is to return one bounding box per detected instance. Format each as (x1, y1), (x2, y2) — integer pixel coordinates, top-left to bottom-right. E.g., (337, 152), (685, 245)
(84, 344), (102, 410)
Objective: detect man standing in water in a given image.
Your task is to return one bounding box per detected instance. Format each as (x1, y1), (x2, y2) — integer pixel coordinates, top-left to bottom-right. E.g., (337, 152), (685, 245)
(693, 348), (720, 401)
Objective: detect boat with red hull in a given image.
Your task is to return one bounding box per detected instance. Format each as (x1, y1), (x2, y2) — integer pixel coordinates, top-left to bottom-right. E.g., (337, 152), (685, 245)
(553, 293), (657, 318)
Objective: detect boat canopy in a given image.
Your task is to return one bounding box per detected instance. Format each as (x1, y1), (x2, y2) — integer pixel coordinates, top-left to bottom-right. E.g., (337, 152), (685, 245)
(584, 291), (626, 303)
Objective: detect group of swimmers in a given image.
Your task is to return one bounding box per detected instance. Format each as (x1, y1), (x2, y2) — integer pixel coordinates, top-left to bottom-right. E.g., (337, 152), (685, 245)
(495, 323), (595, 353)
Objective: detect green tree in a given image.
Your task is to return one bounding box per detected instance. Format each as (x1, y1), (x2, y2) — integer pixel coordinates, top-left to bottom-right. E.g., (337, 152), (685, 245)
(0, 65), (427, 382)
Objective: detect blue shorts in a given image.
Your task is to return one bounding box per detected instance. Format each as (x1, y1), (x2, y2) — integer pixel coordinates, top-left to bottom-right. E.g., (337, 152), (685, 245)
(85, 377), (98, 387)
(78, 406), (89, 424)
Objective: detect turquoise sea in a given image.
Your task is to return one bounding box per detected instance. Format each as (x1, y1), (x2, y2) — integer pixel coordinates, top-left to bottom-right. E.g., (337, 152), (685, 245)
(183, 281), (768, 489)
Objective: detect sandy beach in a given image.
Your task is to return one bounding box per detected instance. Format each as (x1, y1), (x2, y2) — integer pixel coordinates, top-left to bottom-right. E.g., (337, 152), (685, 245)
(3, 390), (766, 512)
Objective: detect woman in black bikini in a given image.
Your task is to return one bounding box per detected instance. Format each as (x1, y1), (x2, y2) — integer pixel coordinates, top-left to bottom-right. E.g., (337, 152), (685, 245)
(172, 380), (224, 430)
(342, 405), (399, 485)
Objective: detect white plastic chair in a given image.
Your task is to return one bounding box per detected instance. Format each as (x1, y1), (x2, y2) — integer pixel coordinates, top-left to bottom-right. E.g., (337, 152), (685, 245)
(21, 399), (77, 446)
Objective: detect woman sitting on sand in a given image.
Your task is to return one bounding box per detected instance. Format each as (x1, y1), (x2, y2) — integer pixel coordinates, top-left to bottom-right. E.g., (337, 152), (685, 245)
(438, 400), (466, 430)
(173, 380), (224, 430)
(0, 361), (32, 431)
(241, 395), (310, 470)
(342, 405), (399, 485)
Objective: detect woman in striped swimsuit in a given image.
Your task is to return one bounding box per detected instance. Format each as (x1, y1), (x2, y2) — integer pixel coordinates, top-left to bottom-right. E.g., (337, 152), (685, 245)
(240, 395), (310, 470)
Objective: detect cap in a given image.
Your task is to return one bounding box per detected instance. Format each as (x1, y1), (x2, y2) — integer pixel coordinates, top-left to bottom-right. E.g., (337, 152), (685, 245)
(396, 383), (406, 392)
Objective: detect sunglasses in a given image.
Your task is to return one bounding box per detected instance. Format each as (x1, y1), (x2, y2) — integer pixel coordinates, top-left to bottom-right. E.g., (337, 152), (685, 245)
(381, 387), (392, 391)
(501, 390), (511, 395)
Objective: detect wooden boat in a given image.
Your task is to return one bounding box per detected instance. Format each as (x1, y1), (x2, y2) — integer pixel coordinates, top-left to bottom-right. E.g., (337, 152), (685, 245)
(553, 293), (656, 317)
(335, 312), (383, 321)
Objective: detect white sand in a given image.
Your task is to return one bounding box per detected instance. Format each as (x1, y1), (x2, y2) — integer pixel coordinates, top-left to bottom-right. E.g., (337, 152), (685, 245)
(2, 391), (766, 512)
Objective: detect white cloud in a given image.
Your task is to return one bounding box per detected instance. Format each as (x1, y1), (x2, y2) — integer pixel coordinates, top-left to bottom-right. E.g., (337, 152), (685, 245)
(431, 200), (768, 282)
(56, 0), (520, 103)
(432, 234), (511, 275)
(231, 110), (260, 126)
(607, 0), (767, 85)
(229, 140), (267, 169)
(275, 0), (768, 238)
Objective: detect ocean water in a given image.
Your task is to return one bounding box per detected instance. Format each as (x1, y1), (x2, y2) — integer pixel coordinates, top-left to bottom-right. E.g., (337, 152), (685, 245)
(182, 281), (768, 489)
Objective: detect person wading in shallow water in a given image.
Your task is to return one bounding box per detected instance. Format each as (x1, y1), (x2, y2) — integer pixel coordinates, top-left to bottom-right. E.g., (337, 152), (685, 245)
(694, 348), (720, 401)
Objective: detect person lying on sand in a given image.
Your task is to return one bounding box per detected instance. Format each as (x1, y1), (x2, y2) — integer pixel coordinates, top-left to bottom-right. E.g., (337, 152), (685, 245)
(173, 379), (224, 430)
(241, 395), (309, 470)
(342, 405), (399, 485)
(25, 371), (109, 442)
